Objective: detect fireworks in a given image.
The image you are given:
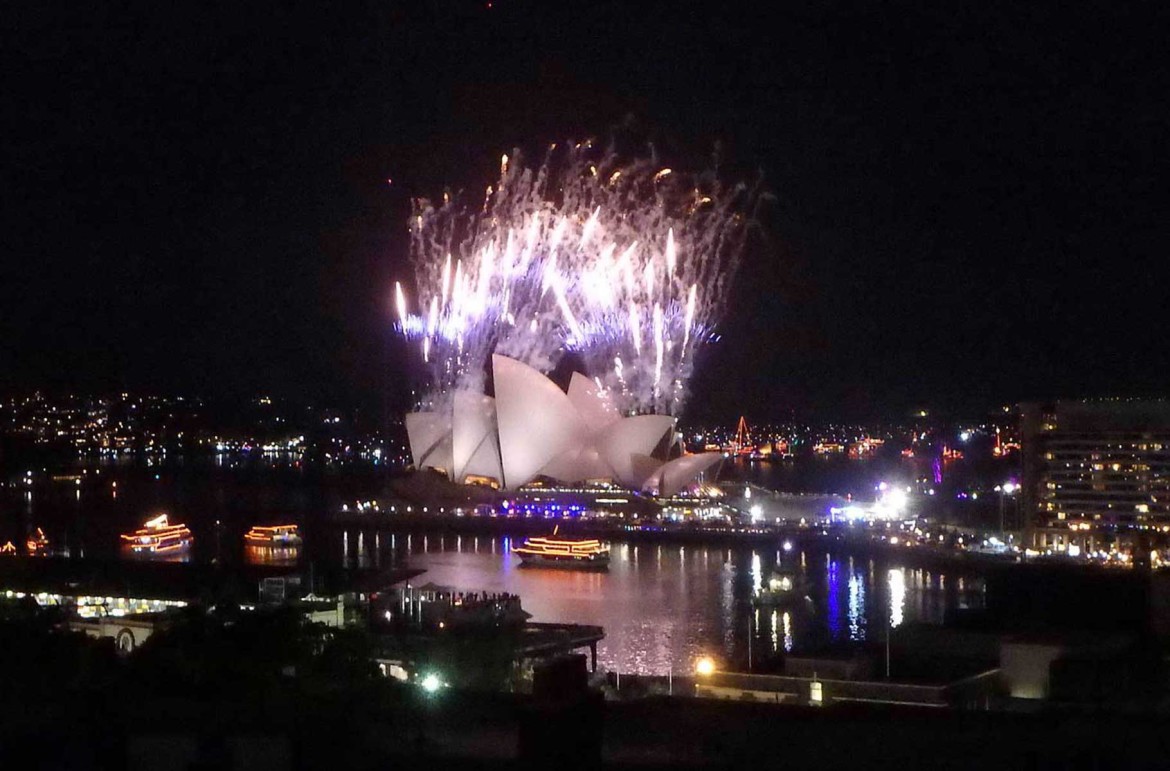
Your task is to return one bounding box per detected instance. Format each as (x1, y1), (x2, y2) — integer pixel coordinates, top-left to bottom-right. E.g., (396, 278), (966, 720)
(397, 140), (755, 415)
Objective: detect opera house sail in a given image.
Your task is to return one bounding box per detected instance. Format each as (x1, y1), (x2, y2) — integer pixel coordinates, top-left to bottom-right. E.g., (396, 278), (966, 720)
(405, 355), (720, 494)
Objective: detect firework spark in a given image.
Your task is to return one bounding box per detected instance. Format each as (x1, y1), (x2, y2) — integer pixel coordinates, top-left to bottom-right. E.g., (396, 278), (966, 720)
(397, 140), (755, 414)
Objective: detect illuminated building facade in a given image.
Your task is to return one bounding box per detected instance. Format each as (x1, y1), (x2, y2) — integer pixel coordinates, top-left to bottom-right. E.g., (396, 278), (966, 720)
(1021, 400), (1170, 557)
(406, 355), (722, 494)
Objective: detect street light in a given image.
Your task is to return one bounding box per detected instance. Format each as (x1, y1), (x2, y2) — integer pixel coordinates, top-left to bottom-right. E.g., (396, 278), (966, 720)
(996, 482), (1018, 538)
(695, 656), (716, 677)
(747, 612), (754, 671)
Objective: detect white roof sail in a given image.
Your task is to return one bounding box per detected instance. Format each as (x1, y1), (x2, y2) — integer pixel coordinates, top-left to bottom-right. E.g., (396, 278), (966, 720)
(451, 391), (502, 484)
(598, 414), (676, 487)
(539, 445), (615, 484)
(492, 354), (587, 489)
(463, 431), (504, 484)
(405, 411), (453, 475)
(642, 452), (723, 497)
(629, 453), (664, 488)
(567, 372), (621, 433)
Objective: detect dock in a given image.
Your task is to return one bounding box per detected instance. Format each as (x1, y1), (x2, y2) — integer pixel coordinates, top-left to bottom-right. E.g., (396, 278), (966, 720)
(514, 622), (606, 672)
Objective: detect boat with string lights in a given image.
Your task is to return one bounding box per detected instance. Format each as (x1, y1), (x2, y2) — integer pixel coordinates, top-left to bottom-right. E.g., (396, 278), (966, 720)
(26, 527), (49, 556)
(120, 514), (192, 554)
(243, 524), (302, 547)
(513, 528), (610, 570)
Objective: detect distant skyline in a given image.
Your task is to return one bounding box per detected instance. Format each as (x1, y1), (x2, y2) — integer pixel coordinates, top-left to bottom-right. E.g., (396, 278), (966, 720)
(5, 1), (1168, 422)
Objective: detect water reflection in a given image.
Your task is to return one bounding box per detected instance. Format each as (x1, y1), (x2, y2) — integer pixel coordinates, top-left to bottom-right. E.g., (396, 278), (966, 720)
(121, 545), (191, 564)
(826, 558), (841, 639)
(245, 545), (299, 566)
(888, 568), (906, 628)
(847, 571), (866, 641)
(372, 532), (984, 676)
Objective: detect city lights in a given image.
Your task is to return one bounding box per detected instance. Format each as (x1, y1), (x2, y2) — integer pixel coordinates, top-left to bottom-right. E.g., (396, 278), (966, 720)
(5, 0), (1167, 758)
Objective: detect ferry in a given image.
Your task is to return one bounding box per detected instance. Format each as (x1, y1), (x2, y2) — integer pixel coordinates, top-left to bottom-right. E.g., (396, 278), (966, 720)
(120, 514), (192, 554)
(26, 527), (50, 556)
(513, 528), (610, 570)
(244, 524), (302, 546)
(752, 569), (813, 608)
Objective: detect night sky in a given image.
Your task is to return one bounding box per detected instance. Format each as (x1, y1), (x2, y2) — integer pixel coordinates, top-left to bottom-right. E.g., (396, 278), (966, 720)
(4, 1), (1168, 422)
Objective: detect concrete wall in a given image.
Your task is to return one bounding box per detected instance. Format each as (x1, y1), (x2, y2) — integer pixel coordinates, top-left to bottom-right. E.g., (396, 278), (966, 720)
(695, 671), (955, 708)
(1000, 642), (1063, 699)
(695, 685), (794, 704)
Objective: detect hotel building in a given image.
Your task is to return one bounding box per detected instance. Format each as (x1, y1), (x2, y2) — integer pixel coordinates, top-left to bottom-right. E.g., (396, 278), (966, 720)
(1021, 400), (1170, 558)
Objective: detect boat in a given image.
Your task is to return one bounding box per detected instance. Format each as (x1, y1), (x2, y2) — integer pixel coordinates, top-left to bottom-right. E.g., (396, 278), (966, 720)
(513, 527), (610, 569)
(120, 514), (192, 554)
(244, 524), (302, 546)
(26, 527), (49, 556)
(752, 569), (813, 607)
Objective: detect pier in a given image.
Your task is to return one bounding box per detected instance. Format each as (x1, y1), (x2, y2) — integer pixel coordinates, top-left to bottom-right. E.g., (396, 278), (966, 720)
(515, 622), (606, 673)
(371, 582), (605, 684)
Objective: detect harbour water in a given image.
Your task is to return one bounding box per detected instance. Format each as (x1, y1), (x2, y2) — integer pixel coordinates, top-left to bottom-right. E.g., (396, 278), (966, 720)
(3, 456), (989, 675)
(347, 530), (985, 675)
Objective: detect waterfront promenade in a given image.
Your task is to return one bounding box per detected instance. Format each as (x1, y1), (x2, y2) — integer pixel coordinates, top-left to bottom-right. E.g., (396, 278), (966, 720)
(330, 507), (1012, 573)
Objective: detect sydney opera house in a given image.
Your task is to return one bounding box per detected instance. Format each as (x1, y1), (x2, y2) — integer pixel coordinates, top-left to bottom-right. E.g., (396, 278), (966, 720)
(405, 355), (723, 497)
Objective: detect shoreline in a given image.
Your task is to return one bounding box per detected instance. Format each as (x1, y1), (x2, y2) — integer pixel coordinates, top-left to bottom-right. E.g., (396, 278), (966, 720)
(329, 511), (1022, 574)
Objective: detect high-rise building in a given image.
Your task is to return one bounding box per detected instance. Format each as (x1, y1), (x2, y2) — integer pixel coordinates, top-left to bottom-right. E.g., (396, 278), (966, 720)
(1020, 400), (1170, 558)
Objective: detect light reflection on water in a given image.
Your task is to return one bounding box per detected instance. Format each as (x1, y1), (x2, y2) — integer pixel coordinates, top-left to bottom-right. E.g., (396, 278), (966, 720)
(244, 545), (300, 566)
(889, 568), (906, 629)
(848, 569), (866, 641)
(121, 545), (191, 564)
(352, 530), (986, 676)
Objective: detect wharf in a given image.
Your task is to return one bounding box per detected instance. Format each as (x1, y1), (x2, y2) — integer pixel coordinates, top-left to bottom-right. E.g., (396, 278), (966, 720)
(330, 510), (1005, 572)
(331, 510), (788, 544)
(370, 620), (605, 683)
(0, 556), (420, 605)
(515, 622), (606, 671)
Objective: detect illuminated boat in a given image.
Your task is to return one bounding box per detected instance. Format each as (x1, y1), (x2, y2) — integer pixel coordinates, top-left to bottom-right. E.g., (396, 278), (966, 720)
(513, 528), (610, 570)
(752, 570), (812, 608)
(244, 524), (302, 546)
(26, 527), (49, 556)
(0, 541), (16, 555)
(120, 514), (192, 554)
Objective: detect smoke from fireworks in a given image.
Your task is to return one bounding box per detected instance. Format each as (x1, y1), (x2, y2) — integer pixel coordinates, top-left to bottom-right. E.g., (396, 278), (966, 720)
(396, 140), (756, 415)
